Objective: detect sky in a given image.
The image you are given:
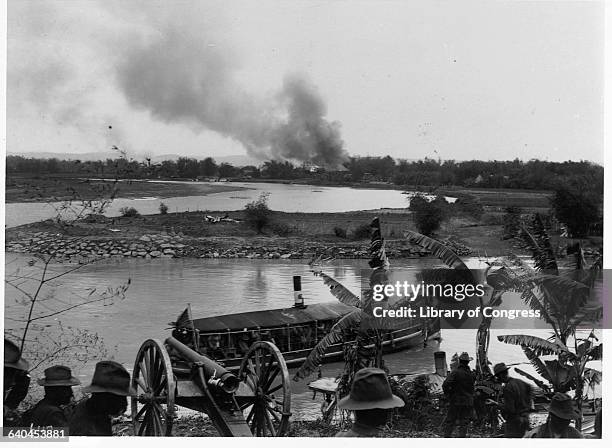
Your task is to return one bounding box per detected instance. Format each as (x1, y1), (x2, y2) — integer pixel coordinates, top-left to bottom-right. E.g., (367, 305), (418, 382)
(6, 0), (605, 164)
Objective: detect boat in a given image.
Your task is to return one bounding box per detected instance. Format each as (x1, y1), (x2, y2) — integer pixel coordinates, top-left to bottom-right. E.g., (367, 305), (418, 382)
(171, 301), (441, 372)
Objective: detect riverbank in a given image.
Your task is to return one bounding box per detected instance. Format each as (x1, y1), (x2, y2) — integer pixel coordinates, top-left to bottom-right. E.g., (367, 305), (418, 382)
(5, 176), (249, 203)
(5, 209), (517, 260)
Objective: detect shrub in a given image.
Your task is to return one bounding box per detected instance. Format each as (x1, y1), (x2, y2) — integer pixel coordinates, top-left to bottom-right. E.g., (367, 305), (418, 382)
(119, 206), (140, 218)
(551, 185), (601, 237)
(244, 193), (272, 234)
(352, 223), (371, 240)
(159, 202), (169, 215)
(409, 194), (447, 236)
(333, 226), (347, 238)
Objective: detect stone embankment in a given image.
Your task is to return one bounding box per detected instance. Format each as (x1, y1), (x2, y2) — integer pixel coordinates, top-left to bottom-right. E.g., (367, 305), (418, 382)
(6, 232), (461, 261)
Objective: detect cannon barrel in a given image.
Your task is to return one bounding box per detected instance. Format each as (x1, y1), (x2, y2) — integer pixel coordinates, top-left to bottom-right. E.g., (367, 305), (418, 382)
(165, 336), (240, 394)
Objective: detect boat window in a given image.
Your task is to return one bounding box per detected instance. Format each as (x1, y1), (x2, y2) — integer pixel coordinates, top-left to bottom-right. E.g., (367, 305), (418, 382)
(201, 334), (226, 361)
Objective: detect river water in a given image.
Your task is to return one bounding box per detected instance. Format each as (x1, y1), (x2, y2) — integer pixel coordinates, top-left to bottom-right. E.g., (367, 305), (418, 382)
(4, 255), (601, 419)
(4, 181), (457, 228)
(5, 181), (410, 228)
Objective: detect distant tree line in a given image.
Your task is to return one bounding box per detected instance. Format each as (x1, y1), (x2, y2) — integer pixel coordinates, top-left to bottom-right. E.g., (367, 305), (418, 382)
(6, 155), (603, 192)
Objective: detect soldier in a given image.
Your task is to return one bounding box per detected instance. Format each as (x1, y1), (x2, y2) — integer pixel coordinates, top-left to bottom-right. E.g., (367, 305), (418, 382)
(22, 365), (81, 427)
(493, 362), (533, 438)
(335, 368), (404, 437)
(3, 339), (30, 426)
(442, 352), (475, 437)
(68, 361), (136, 436)
(524, 392), (582, 438)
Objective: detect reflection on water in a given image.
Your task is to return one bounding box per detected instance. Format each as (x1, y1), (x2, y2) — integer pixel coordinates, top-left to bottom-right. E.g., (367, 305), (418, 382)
(4, 255), (601, 419)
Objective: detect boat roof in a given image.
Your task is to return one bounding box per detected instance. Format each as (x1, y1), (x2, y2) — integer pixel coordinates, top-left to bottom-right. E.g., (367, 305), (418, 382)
(193, 302), (356, 334)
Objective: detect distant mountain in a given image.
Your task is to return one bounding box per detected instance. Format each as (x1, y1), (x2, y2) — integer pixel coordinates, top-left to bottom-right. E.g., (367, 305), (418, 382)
(7, 151), (262, 167)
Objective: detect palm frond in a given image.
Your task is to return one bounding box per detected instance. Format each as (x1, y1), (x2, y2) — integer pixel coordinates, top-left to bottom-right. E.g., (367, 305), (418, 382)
(514, 367), (551, 393)
(518, 220), (558, 274)
(497, 334), (566, 356)
(293, 309), (362, 381)
(312, 270), (361, 308)
(369, 217), (389, 270)
(519, 288), (558, 330)
(404, 230), (474, 276)
(521, 346), (552, 383)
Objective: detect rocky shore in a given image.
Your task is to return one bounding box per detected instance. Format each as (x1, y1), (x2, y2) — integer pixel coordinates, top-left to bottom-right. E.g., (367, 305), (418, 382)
(6, 231), (472, 261)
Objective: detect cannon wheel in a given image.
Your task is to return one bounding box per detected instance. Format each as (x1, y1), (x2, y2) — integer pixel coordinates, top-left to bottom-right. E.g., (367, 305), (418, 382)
(131, 339), (176, 436)
(237, 341), (291, 436)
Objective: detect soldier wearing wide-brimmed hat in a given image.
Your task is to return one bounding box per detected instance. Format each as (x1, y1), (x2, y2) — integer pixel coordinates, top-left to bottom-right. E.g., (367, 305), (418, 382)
(22, 365), (81, 427)
(3, 339), (31, 426)
(335, 368), (404, 437)
(442, 352), (475, 437)
(492, 362), (533, 438)
(68, 361), (136, 436)
(524, 392), (582, 438)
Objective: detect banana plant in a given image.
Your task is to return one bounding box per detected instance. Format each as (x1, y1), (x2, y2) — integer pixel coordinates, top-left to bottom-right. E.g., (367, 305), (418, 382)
(497, 213), (603, 430)
(293, 217), (392, 382)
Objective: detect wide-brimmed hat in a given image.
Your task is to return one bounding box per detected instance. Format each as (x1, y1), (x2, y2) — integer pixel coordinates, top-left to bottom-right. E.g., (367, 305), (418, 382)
(338, 368), (405, 410)
(493, 362), (510, 376)
(82, 361), (136, 396)
(459, 352), (473, 362)
(547, 392), (579, 420)
(37, 365), (81, 387)
(4, 339), (29, 371)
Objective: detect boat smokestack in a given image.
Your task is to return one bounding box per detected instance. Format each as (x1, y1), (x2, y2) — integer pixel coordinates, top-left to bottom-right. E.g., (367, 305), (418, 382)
(434, 351), (448, 377)
(293, 275), (305, 308)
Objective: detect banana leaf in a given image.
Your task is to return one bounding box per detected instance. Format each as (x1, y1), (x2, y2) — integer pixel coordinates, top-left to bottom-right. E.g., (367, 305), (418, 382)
(293, 309), (362, 381)
(312, 270), (361, 308)
(497, 334), (566, 356)
(514, 367), (551, 393)
(404, 231), (472, 273)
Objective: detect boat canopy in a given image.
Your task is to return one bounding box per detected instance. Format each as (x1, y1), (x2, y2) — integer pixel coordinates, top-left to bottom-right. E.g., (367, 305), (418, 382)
(193, 302), (356, 334)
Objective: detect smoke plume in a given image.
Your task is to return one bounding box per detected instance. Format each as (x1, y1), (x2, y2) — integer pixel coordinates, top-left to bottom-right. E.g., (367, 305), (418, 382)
(116, 13), (348, 168)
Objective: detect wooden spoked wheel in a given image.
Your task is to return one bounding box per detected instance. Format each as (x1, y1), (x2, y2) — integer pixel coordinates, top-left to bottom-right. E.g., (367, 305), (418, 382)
(131, 339), (176, 436)
(237, 341), (291, 436)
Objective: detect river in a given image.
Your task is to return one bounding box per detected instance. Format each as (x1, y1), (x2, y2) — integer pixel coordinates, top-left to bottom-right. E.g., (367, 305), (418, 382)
(4, 181), (455, 228)
(4, 255), (601, 419)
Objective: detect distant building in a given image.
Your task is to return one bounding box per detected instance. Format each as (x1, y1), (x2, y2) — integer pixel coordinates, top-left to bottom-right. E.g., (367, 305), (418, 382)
(303, 162), (321, 173)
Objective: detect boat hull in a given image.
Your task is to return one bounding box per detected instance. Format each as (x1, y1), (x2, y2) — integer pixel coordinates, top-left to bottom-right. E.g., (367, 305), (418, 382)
(218, 324), (441, 372)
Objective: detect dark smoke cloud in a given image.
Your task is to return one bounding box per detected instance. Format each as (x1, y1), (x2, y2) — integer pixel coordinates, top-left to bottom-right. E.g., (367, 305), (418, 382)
(116, 13), (348, 168)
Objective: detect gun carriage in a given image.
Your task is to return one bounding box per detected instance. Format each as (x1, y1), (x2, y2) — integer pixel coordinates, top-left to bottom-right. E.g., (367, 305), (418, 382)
(130, 336), (291, 437)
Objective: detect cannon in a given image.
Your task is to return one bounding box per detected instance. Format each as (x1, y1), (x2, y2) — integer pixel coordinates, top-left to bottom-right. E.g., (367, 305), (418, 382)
(130, 337), (291, 436)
